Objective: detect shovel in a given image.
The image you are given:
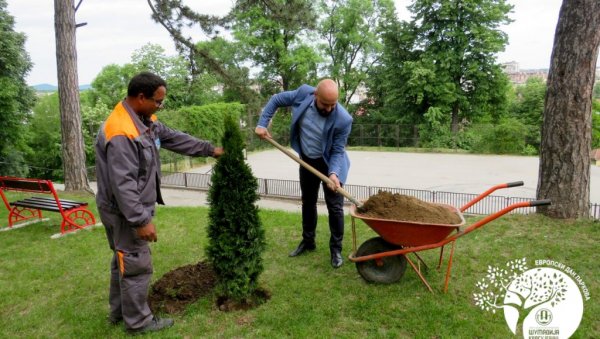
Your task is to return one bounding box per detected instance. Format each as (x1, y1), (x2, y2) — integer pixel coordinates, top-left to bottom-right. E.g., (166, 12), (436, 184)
(265, 137), (363, 208)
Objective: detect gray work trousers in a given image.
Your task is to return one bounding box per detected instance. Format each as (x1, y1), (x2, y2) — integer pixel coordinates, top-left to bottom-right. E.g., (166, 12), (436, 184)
(99, 207), (153, 330)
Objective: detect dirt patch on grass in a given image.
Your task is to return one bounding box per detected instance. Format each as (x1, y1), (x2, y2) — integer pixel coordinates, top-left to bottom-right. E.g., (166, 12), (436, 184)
(148, 261), (216, 314)
(216, 288), (271, 312)
(148, 261), (270, 313)
(358, 191), (462, 225)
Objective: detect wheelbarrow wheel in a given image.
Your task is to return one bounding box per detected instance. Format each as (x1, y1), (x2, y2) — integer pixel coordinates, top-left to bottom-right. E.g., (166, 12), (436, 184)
(355, 237), (407, 284)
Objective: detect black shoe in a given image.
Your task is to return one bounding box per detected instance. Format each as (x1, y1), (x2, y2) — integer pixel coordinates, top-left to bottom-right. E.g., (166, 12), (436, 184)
(108, 315), (122, 326)
(127, 316), (174, 335)
(331, 250), (343, 269)
(289, 241), (316, 257)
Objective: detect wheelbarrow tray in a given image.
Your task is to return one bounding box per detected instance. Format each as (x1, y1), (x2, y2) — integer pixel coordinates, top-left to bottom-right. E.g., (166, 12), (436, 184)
(350, 203), (465, 247)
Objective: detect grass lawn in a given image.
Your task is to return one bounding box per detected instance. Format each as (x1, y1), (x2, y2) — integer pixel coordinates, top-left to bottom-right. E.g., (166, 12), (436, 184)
(0, 191), (598, 338)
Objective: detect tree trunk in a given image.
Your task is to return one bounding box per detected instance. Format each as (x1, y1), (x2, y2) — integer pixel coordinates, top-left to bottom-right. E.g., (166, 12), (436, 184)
(54, 0), (91, 192)
(537, 0), (600, 218)
(451, 102), (460, 134)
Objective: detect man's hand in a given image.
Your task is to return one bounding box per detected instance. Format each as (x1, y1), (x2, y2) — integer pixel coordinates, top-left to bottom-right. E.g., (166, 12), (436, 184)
(136, 223), (157, 242)
(212, 147), (224, 158)
(327, 173), (341, 192)
(255, 126), (272, 140)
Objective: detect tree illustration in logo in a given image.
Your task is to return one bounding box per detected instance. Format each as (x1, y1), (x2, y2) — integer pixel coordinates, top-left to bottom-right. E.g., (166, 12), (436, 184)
(473, 258), (568, 336)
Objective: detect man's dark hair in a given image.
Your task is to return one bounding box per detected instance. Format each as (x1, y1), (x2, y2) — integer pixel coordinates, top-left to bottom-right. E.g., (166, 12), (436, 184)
(127, 72), (167, 98)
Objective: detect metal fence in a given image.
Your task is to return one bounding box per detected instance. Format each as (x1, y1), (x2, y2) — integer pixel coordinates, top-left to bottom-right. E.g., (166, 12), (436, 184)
(161, 171), (600, 219)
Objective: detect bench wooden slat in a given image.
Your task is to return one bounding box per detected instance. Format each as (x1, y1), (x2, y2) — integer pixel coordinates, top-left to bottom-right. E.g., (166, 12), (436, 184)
(26, 196), (88, 206)
(17, 199), (59, 207)
(13, 199), (84, 211)
(12, 201), (61, 212)
(17, 199), (65, 209)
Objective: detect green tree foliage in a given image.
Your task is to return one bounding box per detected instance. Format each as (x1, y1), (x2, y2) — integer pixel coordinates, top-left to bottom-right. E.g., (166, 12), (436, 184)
(319, 0), (395, 106)
(363, 18), (421, 124)
(363, 16), (455, 147)
(81, 99), (110, 165)
(193, 37), (250, 104)
(133, 43), (221, 107)
(147, 0), (259, 105)
(206, 115), (265, 302)
(510, 77), (546, 151)
(23, 92), (105, 180)
(89, 44), (220, 110)
(511, 77), (546, 126)
(24, 94), (63, 179)
(408, 0), (512, 133)
(233, 0), (321, 92)
(89, 63), (138, 109)
(157, 102), (246, 167)
(469, 118), (531, 155)
(157, 102), (245, 142)
(0, 0), (36, 175)
(364, 0), (512, 148)
(593, 100), (600, 149)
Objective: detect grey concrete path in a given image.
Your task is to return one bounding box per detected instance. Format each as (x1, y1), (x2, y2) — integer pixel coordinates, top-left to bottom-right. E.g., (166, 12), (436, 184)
(84, 182), (328, 214)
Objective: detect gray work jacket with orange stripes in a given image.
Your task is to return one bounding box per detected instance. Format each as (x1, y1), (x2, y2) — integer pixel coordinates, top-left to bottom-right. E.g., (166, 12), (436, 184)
(95, 100), (215, 228)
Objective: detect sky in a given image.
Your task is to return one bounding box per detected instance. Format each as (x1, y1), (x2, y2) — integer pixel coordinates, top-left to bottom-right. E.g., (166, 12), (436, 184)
(6, 0), (564, 86)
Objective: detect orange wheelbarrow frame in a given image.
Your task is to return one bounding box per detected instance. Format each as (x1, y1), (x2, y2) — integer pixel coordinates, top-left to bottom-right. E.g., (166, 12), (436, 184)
(348, 181), (551, 293)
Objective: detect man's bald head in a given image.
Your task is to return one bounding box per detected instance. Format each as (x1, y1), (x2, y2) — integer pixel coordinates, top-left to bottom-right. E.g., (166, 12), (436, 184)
(316, 79), (339, 102)
(315, 79), (338, 116)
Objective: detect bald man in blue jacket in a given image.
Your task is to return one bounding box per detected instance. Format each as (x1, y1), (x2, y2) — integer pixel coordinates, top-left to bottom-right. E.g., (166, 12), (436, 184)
(255, 79), (353, 268)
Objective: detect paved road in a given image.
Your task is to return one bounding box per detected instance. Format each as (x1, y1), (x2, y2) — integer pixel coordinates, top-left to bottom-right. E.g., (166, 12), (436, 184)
(190, 149), (600, 203)
(78, 149), (600, 215)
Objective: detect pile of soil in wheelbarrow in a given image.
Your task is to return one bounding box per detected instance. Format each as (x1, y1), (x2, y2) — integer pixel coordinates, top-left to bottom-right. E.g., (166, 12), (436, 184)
(148, 261), (270, 313)
(358, 191), (462, 225)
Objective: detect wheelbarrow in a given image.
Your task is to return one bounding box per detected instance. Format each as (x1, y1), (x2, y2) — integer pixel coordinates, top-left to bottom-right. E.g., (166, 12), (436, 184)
(348, 182), (551, 293)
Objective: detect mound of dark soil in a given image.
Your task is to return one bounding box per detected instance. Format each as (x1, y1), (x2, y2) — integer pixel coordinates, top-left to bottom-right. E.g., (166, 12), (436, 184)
(148, 261), (216, 314)
(358, 191), (462, 225)
(148, 261), (271, 313)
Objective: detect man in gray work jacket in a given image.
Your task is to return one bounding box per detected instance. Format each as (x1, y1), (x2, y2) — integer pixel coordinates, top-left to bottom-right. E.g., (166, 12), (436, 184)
(95, 72), (223, 335)
(255, 79), (352, 269)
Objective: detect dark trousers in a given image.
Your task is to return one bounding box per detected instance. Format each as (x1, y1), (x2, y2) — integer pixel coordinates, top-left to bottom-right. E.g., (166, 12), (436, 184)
(299, 154), (345, 252)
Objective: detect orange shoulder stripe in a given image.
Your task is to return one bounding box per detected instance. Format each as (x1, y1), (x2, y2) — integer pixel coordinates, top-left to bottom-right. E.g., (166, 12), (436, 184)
(104, 102), (140, 142)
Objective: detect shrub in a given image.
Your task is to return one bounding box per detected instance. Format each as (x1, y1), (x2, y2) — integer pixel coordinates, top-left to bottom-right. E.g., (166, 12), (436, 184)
(470, 118), (529, 154)
(157, 102), (246, 170)
(205, 114), (265, 302)
(158, 102), (245, 143)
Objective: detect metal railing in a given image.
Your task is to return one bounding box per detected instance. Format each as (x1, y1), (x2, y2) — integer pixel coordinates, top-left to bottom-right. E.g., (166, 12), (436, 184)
(161, 171), (600, 219)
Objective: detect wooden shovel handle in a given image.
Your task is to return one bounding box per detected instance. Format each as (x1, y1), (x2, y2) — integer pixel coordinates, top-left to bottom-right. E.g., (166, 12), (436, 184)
(265, 137), (362, 207)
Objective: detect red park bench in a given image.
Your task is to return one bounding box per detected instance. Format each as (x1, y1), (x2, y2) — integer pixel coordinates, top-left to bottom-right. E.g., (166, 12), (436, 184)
(0, 176), (97, 235)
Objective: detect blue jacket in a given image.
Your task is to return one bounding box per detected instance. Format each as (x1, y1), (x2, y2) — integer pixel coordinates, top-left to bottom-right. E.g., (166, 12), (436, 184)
(257, 84), (353, 183)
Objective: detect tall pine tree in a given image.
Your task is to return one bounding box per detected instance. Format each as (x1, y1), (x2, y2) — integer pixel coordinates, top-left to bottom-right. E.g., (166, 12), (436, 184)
(537, 0), (600, 218)
(206, 115), (266, 303)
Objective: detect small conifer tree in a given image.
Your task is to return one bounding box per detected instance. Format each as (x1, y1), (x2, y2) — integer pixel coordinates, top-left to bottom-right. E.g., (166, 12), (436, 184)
(206, 114), (265, 303)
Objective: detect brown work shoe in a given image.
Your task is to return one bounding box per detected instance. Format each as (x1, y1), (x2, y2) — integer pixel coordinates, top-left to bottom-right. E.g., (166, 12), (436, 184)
(127, 316), (174, 335)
